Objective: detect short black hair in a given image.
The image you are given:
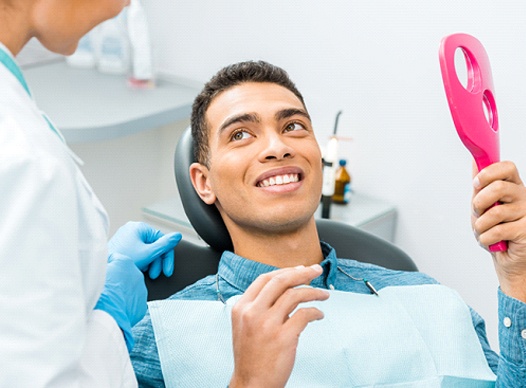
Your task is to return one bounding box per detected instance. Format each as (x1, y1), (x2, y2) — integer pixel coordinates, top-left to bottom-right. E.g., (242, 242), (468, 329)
(191, 60), (306, 166)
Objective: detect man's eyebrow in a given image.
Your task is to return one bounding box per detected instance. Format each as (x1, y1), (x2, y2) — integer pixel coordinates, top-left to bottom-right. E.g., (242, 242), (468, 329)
(275, 108), (311, 122)
(218, 113), (261, 134)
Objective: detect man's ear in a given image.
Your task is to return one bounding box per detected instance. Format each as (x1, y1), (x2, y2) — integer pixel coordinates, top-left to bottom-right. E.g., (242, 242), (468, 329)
(189, 162), (217, 205)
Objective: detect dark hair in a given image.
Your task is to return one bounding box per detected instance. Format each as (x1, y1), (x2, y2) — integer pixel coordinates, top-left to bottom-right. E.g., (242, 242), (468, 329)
(191, 60), (306, 166)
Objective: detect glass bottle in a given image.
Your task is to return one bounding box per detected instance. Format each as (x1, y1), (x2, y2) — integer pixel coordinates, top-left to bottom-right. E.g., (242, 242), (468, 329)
(333, 159), (352, 204)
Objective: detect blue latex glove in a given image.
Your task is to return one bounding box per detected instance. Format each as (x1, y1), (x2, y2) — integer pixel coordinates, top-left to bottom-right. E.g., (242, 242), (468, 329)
(108, 222), (182, 279)
(94, 253), (147, 352)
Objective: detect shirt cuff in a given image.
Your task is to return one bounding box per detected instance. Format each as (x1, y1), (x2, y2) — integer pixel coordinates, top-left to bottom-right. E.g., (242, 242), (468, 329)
(498, 288), (526, 373)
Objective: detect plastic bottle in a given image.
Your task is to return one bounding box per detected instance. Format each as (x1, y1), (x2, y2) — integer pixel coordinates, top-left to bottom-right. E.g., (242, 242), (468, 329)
(333, 159), (352, 204)
(127, 0), (155, 88)
(96, 14), (130, 75)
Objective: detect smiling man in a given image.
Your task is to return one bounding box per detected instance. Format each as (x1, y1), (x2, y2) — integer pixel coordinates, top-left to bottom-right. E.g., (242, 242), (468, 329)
(131, 61), (526, 387)
(190, 80), (324, 268)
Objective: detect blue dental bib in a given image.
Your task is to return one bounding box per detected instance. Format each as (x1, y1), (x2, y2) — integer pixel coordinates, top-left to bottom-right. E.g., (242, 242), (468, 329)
(149, 284), (496, 387)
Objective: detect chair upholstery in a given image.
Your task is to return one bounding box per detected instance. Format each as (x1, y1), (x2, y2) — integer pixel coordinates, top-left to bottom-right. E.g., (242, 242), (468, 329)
(145, 128), (417, 301)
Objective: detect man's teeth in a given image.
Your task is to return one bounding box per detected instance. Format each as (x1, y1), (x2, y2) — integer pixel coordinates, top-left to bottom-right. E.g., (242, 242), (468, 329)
(258, 174), (299, 187)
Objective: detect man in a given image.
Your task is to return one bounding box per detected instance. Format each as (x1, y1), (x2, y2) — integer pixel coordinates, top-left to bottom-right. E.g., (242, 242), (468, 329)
(131, 61), (526, 387)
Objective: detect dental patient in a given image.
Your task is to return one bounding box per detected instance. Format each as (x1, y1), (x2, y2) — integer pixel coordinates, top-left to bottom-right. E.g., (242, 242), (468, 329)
(131, 61), (526, 387)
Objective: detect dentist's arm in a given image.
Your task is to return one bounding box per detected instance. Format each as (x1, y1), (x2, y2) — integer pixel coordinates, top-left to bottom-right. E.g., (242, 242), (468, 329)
(94, 253), (148, 352)
(98, 222), (182, 352)
(229, 265), (329, 388)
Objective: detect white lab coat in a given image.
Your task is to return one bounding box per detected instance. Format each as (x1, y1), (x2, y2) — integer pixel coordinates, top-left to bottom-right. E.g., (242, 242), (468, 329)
(0, 49), (137, 387)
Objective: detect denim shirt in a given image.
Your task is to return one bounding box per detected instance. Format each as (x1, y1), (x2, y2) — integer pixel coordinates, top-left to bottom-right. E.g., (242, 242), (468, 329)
(131, 242), (526, 387)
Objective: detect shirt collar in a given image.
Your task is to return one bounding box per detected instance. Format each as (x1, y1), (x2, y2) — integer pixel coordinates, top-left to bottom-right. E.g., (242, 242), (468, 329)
(0, 42), (31, 96)
(318, 242), (339, 288)
(217, 241), (339, 292)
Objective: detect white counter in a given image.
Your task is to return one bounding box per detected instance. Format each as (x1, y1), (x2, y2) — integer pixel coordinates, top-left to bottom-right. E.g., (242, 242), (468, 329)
(24, 61), (200, 143)
(142, 192), (397, 245)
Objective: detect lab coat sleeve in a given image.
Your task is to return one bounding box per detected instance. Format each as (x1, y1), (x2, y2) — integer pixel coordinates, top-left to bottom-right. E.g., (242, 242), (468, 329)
(81, 310), (138, 387)
(0, 115), (136, 387)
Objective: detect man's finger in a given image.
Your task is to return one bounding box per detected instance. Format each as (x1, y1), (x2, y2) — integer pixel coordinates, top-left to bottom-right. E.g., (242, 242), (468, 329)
(240, 267), (302, 303)
(254, 265), (323, 310)
(271, 286), (330, 320)
(474, 161), (523, 191)
(284, 306), (325, 336)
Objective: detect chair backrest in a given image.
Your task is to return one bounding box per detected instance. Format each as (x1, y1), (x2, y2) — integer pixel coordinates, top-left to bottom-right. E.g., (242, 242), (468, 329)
(145, 127), (417, 301)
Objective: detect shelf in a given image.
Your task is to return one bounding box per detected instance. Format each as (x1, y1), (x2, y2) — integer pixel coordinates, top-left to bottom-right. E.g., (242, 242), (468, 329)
(143, 192), (397, 243)
(24, 61), (200, 143)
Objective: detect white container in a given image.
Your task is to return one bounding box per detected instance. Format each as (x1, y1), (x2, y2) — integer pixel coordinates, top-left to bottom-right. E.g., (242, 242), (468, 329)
(66, 31), (96, 68)
(127, 0), (154, 84)
(96, 15), (130, 75)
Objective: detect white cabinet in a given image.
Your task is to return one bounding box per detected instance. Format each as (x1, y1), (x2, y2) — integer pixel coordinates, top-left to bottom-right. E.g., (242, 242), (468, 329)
(142, 192), (397, 246)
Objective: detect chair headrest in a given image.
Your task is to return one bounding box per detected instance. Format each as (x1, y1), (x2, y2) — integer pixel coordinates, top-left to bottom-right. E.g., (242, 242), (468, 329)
(173, 129), (418, 273)
(174, 127), (234, 252)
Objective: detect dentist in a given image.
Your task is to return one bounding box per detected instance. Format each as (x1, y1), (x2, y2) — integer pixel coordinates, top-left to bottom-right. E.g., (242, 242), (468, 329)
(0, 1), (181, 386)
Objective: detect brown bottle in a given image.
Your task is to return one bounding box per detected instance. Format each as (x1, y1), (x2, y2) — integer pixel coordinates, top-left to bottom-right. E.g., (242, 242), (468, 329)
(333, 159), (351, 204)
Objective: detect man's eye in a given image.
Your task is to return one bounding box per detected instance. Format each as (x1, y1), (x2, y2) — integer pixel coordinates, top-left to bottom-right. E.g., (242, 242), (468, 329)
(284, 122), (305, 132)
(231, 130), (251, 141)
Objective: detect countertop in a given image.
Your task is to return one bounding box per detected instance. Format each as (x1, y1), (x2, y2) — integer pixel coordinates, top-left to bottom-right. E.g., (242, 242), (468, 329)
(24, 61), (200, 143)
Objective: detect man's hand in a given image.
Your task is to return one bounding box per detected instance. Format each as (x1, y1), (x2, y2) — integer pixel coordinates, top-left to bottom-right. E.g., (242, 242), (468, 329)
(472, 161), (526, 302)
(229, 264), (330, 388)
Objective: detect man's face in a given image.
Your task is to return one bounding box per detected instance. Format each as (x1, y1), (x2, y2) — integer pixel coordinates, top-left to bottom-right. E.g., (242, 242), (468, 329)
(191, 82), (323, 236)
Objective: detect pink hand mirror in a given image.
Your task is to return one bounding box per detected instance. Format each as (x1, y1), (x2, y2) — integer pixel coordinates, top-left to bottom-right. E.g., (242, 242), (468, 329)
(439, 33), (507, 252)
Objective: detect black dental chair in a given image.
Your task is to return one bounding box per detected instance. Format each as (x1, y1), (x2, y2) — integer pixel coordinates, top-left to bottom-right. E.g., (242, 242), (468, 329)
(145, 128), (417, 301)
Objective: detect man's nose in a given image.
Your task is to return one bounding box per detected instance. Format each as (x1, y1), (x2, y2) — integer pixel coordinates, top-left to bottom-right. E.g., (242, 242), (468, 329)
(259, 132), (295, 161)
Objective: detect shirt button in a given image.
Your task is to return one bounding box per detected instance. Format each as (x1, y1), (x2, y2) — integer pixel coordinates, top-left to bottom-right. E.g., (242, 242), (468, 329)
(329, 284), (335, 290)
(522, 330), (526, 340)
(503, 317), (512, 328)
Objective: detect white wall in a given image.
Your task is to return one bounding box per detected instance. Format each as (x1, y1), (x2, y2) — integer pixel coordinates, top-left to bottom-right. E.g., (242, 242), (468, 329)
(70, 120), (189, 235)
(143, 0), (526, 348)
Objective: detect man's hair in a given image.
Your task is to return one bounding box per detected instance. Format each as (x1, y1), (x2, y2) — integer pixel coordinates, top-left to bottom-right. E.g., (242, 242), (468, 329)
(191, 60), (306, 166)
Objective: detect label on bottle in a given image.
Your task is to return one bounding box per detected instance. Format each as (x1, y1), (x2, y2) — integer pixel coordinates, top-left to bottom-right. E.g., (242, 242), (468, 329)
(343, 183), (352, 204)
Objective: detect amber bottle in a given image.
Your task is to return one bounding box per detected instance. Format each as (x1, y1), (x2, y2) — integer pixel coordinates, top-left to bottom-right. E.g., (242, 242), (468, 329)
(333, 159), (351, 204)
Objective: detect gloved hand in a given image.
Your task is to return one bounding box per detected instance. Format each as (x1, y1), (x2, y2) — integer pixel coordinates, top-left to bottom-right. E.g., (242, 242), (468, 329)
(94, 253), (147, 352)
(108, 221), (182, 279)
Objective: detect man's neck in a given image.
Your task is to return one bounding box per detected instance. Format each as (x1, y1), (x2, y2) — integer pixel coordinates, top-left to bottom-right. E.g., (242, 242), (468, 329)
(229, 218), (324, 268)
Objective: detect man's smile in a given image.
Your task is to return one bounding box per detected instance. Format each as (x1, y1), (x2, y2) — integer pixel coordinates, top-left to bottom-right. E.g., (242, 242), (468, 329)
(255, 167), (304, 189)
(257, 173), (300, 187)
